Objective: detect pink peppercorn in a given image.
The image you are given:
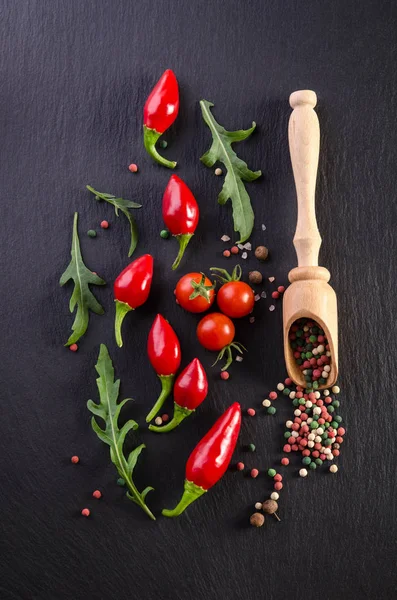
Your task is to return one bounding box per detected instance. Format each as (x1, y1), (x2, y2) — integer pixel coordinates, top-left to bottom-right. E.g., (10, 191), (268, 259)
(302, 449), (310, 457)
(71, 455), (79, 464)
(128, 163), (138, 172)
(236, 462), (245, 471)
(291, 423), (300, 431)
(317, 400), (324, 407)
(274, 482), (283, 491)
(291, 444), (299, 452)
(296, 385), (304, 392)
(308, 392), (316, 401)
(92, 490), (102, 499)
(274, 474), (282, 482)
(231, 246), (239, 255)
(81, 508), (90, 517)
(269, 391), (277, 400)
(312, 369), (321, 379)
(300, 439), (308, 447)
(312, 450), (320, 458)
(284, 377), (292, 385)
(283, 444), (291, 453)
(69, 344), (78, 352)
(301, 414), (308, 422)
(100, 220), (109, 229)
(294, 351), (301, 359)
(310, 357), (317, 366)
(247, 408), (256, 417)
(336, 436), (344, 444)
(332, 449), (340, 457)
(271, 291), (280, 299)
(281, 458), (289, 466)
(296, 436), (302, 443)
(318, 418), (325, 425)
(223, 250), (231, 257)
(314, 443), (322, 450)
(277, 286), (285, 293)
(320, 453), (326, 461)
(337, 427), (345, 436)
(317, 335), (325, 343)
(296, 392), (303, 399)
(288, 436), (295, 444)
(162, 414), (169, 422)
(220, 371), (230, 380)
(325, 397), (332, 404)
(250, 468), (259, 478)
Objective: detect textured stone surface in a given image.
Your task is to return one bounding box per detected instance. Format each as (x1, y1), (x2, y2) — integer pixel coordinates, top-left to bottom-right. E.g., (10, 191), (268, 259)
(1, 1), (396, 599)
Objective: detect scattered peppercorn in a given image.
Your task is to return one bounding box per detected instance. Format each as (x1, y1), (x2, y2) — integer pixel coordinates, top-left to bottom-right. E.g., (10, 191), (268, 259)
(117, 478), (126, 487)
(71, 455), (79, 464)
(329, 464), (338, 473)
(254, 246), (268, 261)
(255, 502), (263, 510)
(162, 414), (169, 422)
(100, 220), (109, 229)
(223, 250), (231, 257)
(215, 167), (223, 176)
(281, 457), (289, 466)
(231, 246), (239, 255)
(250, 468), (259, 478)
(248, 443), (256, 452)
(154, 416), (162, 426)
(69, 344), (78, 352)
(271, 291), (280, 299)
(262, 399), (271, 407)
(250, 512), (265, 527)
(128, 163), (138, 173)
(299, 468), (308, 477)
(267, 406), (276, 415)
(81, 508), (90, 517)
(220, 371), (230, 380)
(267, 468), (276, 477)
(262, 499), (280, 521)
(92, 490), (102, 499)
(248, 271), (263, 284)
(277, 286), (285, 293)
(160, 229), (170, 239)
(159, 140), (168, 149)
(87, 230), (97, 238)
(247, 408), (256, 417)
(236, 462), (245, 471)
(270, 492), (279, 501)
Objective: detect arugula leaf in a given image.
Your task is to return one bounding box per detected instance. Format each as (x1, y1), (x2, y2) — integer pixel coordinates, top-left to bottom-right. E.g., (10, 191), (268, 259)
(86, 185), (142, 256)
(59, 212), (105, 346)
(87, 344), (156, 520)
(199, 100), (261, 243)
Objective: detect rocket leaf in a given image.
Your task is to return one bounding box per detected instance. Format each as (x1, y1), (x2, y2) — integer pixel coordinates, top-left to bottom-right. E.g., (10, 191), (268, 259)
(59, 212), (105, 346)
(86, 185), (142, 257)
(199, 100), (261, 243)
(87, 344), (156, 520)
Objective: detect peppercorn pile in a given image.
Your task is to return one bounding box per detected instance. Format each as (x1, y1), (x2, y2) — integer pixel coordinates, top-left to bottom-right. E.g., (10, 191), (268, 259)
(243, 378), (345, 528)
(289, 319), (331, 388)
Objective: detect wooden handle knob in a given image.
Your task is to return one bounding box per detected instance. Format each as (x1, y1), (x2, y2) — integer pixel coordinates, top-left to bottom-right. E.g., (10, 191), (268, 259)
(288, 90), (321, 267)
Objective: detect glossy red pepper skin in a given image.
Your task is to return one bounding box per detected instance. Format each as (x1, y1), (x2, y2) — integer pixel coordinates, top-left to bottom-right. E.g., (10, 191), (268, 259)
(146, 314), (181, 422)
(148, 358), (208, 433)
(162, 402), (241, 517)
(143, 69), (179, 169)
(114, 254), (153, 347)
(162, 175), (199, 270)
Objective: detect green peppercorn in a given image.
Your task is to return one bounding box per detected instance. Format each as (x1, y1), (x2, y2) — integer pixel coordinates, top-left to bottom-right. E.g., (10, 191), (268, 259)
(160, 229), (170, 239)
(268, 468), (276, 477)
(297, 359), (303, 365)
(328, 405), (335, 413)
(302, 457), (311, 465)
(332, 400), (340, 408)
(299, 399), (306, 405)
(313, 381), (319, 389)
(117, 477), (126, 487)
(324, 439), (332, 446)
(310, 422), (318, 429)
(306, 352), (313, 359)
(296, 330), (303, 337)
(313, 414), (319, 421)
(87, 229), (97, 238)
(293, 398), (299, 406)
(160, 140), (168, 149)
(309, 335), (317, 343)
(267, 406), (276, 415)
(335, 415), (342, 423)
(248, 443), (256, 452)
(331, 421), (338, 429)
(309, 462), (317, 470)
(283, 388), (290, 396)
(315, 458), (323, 466)
(319, 377), (326, 384)
(284, 431), (291, 438)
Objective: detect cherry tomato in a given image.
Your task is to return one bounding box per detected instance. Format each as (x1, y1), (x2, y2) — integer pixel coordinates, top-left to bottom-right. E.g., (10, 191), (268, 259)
(217, 281), (254, 318)
(175, 272), (215, 313)
(196, 313), (235, 351)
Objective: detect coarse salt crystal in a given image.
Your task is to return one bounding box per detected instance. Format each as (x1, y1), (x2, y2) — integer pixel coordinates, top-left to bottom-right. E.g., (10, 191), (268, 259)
(221, 235), (231, 242)
(269, 305), (275, 311)
(254, 294), (261, 301)
(268, 276), (275, 283)
(261, 291), (267, 298)
(243, 242), (252, 251)
(237, 244), (244, 250)
(261, 224), (266, 231)
(241, 251), (248, 259)
(235, 355), (243, 362)
(249, 316), (255, 323)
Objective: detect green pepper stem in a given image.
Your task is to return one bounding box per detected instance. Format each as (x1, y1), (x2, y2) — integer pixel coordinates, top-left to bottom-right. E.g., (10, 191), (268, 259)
(162, 479), (207, 517)
(143, 125), (177, 169)
(114, 300), (133, 348)
(148, 403), (192, 433)
(146, 374), (175, 423)
(171, 234), (193, 270)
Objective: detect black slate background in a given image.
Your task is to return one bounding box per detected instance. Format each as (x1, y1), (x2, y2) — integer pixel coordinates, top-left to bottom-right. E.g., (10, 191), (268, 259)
(1, 1), (397, 599)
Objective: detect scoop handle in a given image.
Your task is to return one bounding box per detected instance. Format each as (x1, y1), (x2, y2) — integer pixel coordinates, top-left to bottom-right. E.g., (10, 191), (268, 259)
(288, 90), (321, 267)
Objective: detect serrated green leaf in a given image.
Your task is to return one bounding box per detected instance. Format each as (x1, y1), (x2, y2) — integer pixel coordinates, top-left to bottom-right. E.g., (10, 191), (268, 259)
(86, 185), (142, 257)
(199, 100), (261, 243)
(87, 344), (156, 520)
(59, 212), (105, 346)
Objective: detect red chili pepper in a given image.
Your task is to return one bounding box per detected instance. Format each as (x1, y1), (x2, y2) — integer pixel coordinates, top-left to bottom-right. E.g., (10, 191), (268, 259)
(143, 69), (179, 169)
(162, 174), (199, 270)
(148, 358), (208, 433)
(146, 314), (181, 422)
(162, 402), (241, 517)
(114, 254), (153, 347)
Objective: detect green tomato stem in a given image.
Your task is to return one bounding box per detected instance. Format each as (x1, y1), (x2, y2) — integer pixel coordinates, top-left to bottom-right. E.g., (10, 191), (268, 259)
(114, 300), (133, 348)
(143, 125), (177, 169)
(171, 234), (193, 270)
(162, 479), (207, 518)
(148, 403), (192, 433)
(146, 374), (175, 423)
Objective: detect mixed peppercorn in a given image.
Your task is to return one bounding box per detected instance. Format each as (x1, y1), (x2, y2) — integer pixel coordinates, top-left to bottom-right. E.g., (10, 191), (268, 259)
(289, 318), (331, 389)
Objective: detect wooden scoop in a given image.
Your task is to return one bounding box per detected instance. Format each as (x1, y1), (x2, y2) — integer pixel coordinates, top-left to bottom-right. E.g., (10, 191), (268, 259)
(283, 90), (338, 389)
